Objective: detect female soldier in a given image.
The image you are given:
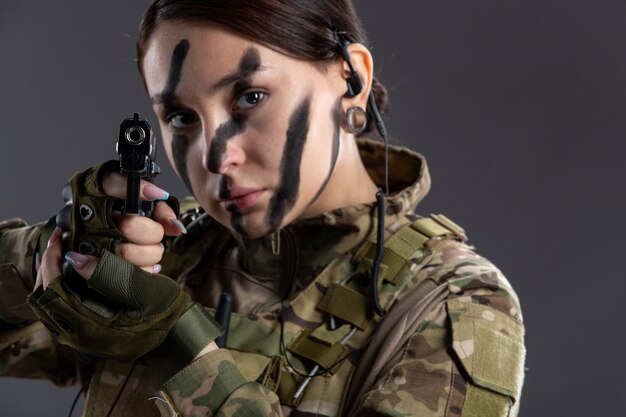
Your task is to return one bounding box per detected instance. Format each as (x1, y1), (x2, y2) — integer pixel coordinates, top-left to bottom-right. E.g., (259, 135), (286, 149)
(0, 1), (525, 416)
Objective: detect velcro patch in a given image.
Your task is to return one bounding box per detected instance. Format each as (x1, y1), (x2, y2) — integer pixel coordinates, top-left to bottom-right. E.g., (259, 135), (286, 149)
(447, 298), (525, 400)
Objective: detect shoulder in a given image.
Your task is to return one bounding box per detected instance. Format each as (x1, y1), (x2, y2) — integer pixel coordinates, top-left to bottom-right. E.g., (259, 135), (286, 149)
(381, 218), (525, 415)
(406, 236), (525, 415)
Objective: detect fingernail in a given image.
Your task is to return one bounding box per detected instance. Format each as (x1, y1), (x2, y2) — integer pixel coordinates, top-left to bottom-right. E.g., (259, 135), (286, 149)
(170, 219), (188, 234)
(144, 184), (170, 201)
(47, 227), (61, 247)
(160, 243), (165, 252)
(154, 264), (162, 274)
(65, 252), (89, 270)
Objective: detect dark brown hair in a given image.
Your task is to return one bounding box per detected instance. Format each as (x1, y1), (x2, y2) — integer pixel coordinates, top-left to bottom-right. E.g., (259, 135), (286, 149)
(137, 0), (389, 134)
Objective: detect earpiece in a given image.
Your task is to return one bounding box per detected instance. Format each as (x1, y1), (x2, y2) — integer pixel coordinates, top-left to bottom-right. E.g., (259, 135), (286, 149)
(334, 30), (389, 317)
(335, 31), (387, 139)
(335, 32), (363, 97)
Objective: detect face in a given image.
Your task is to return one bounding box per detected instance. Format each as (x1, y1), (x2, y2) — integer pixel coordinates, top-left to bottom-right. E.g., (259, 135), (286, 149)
(143, 22), (348, 238)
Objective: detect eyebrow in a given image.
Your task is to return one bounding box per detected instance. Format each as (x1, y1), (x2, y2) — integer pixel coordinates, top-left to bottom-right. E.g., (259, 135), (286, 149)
(150, 47), (269, 106)
(211, 47), (268, 92)
(210, 64), (269, 93)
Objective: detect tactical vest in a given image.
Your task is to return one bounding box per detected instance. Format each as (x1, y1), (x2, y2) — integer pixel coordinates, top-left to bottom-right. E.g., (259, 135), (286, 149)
(80, 204), (468, 417)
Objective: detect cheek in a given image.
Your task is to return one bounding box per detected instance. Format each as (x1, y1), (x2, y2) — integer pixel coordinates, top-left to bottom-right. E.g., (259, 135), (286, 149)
(161, 129), (206, 193)
(299, 113), (335, 181)
(242, 120), (286, 173)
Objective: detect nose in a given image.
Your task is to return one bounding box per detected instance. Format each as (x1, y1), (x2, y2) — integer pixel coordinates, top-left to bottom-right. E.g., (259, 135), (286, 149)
(202, 124), (247, 174)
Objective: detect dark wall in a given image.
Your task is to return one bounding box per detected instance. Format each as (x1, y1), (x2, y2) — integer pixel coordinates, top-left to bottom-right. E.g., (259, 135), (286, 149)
(1, 1), (624, 416)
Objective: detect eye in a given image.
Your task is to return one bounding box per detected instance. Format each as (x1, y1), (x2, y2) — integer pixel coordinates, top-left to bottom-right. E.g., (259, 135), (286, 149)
(234, 91), (266, 111)
(166, 111), (198, 129)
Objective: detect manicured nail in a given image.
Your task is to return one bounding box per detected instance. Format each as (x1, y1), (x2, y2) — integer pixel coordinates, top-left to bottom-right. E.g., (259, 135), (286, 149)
(47, 227), (61, 247)
(154, 264), (162, 274)
(170, 219), (187, 234)
(159, 242), (165, 252)
(65, 252), (89, 270)
(144, 184), (170, 201)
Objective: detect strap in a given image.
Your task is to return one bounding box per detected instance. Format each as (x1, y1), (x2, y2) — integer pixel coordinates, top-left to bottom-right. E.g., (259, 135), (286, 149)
(157, 303), (223, 372)
(280, 214), (467, 406)
(288, 329), (351, 371)
(290, 214), (466, 374)
(353, 214), (465, 286)
(317, 284), (372, 330)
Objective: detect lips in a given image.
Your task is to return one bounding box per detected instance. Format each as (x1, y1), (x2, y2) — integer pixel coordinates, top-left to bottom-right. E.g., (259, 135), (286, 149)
(219, 187), (264, 212)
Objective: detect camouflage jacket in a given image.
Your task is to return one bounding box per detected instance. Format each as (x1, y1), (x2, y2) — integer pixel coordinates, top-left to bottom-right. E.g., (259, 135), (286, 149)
(0, 139), (525, 417)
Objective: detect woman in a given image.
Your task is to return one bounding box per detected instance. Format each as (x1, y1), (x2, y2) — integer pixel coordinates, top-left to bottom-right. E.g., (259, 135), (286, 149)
(0, 1), (525, 416)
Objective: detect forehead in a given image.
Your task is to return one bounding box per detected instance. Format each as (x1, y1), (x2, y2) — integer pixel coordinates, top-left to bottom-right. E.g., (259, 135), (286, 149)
(142, 21), (277, 95)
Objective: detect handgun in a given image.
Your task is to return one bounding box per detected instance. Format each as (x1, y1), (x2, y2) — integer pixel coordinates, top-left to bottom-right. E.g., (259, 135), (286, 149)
(56, 113), (161, 260)
(53, 113), (161, 364)
(117, 113), (161, 215)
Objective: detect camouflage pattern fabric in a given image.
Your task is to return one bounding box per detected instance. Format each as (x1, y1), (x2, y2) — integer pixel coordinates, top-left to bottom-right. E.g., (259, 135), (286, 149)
(0, 138), (525, 417)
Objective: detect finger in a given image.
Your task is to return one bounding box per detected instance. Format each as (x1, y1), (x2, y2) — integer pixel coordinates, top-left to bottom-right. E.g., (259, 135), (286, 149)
(113, 212), (165, 245)
(102, 172), (170, 201)
(38, 228), (63, 291)
(153, 201), (187, 237)
(116, 242), (164, 267)
(64, 252), (99, 281)
(140, 264), (162, 274)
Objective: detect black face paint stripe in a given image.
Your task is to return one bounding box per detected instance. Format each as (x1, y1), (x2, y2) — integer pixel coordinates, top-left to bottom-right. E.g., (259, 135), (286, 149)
(154, 39), (192, 192)
(307, 97), (342, 206)
(152, 40), (190, 111)
(239, 47), (261, 74)
(211, 47), (262, 92)
(266, 97), (312, 232)
(219, 175), (247, 235)
(206, 48), (262, 173)
(218, 176), (230, 199)
(207, 113), (247, 173)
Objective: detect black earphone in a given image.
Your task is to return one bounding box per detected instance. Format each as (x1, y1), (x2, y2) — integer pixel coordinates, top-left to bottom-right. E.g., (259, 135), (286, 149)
(336, 34), (364, 97)
(335, 31), (389, 316)
(335, 31), (388, 140)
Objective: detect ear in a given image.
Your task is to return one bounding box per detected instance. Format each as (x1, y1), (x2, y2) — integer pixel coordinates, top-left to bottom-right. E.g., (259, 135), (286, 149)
(340, 43), (374, 111)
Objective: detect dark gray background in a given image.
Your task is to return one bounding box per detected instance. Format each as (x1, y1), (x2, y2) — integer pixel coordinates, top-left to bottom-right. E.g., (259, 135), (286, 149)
(1, 1), (624, 416)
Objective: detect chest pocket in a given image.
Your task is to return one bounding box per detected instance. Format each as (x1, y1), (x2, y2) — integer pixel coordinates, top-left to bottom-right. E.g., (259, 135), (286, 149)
(224, 308), (358, 417)
(447, 298), (525, 417)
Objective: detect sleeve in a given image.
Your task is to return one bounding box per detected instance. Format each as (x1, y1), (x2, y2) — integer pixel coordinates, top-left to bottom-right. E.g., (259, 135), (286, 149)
(354, 286), (525, 417)
(0, 218), (78, 386)
(152, 349), (283, 417)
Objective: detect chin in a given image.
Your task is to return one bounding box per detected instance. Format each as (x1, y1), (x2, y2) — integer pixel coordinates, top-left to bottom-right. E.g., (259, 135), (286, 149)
(226, 211), (275, 239)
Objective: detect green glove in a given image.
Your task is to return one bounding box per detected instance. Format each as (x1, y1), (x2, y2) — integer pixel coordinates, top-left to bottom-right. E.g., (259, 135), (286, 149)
(56, 160), (125, 257)
(55, 160), (180, 259)
(27, 250), (221, 363)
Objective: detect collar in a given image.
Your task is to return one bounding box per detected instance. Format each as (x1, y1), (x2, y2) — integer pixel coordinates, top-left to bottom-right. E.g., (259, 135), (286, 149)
(234, 138), (431, 291)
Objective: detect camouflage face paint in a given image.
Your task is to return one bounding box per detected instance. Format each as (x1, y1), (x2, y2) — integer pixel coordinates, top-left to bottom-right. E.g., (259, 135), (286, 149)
(218, 176), (248, 235)
(239, 47), (262, 75)
(156, 40), (189, 110)
(153, 39), (192, 191)
(207, 114), (247, 173)
(266, 97), (312, 232)
(206, 47), (261, 173)
(307, 97), (342, 206)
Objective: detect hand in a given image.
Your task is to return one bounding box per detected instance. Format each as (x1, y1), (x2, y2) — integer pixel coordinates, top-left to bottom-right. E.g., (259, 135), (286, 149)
(100, 172), (186, 273)
(30, 228), (221, 366)
(54, 161), (187, 274)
